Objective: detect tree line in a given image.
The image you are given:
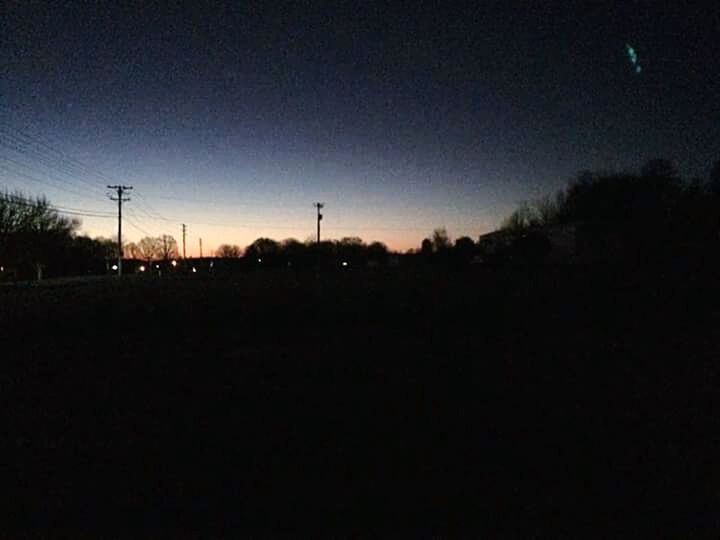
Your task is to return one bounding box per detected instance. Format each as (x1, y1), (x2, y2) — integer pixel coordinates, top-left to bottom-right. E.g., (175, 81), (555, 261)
(0, 191), (397, 280)
(0, 192), (117, 280)
(3, 157), (720, 279)
(485, 158), (720, 265)
(213, 237), (391, 269)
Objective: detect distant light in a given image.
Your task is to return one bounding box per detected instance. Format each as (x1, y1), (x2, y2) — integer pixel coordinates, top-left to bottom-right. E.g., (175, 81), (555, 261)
(171, 260), (177, 267)
(192, 267), (197, 273)
(139, 265), (146, 272)
(111, 264), (118, 271)
(155, 264), (160, 269)
(258, 258), (262, 263)
(342, 261), (348, 267)
(0, 266), (3, 272)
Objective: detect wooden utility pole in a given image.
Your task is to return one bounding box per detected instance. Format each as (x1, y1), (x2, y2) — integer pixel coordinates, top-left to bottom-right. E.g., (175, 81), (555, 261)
(314, 202), (324, 243)
(107, 185), (132, 276)
(182, 223), (187, 259)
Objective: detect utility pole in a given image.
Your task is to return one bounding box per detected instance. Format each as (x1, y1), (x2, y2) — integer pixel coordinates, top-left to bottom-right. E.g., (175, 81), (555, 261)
(182, 224), (187, 259)
(314, 202), (325, 243)
(108, 185), (132, 276)
(199, 238), (203, 258)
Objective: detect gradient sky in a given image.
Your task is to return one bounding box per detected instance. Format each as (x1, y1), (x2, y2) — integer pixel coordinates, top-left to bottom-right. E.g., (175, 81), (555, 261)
(2, 2), (719, 253)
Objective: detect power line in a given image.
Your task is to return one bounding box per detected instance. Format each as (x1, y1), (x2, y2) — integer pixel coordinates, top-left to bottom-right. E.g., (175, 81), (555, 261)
(1, 104), (498, 241)
(3, 175), (485, 233)
(0, 129), (114, 196)
(0, 113), (122, 187)
(125, 215), (152, 236)
(132, 191), (170, 221)
(0, 161), (107, 202)
(140, 193), (309, 209)
(124, 208), (162, 235)
(0, 192), (116, 219)
(125, 198), (165, 222)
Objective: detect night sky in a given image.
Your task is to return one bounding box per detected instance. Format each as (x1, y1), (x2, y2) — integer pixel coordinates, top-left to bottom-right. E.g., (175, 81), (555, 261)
(2, 2), (719, 253)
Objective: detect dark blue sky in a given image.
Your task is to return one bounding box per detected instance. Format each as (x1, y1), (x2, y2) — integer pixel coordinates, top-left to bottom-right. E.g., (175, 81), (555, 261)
(2, 2), (718, 251)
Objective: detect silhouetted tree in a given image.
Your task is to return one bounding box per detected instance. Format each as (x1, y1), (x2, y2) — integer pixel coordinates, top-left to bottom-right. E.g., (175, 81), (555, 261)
(495, 165), (720, 265)
(337, 237), (365, 263)
(453, 236), (475, 264)
(63, 235), (118, 275)
(245, 238), (281, 264)
(159, 234), (179, 261)
(95, 236), (120, 261)
(432, 228), (451, 252)
(130, 237), (163, 263)
(279, 238), (307, 266)
(216, 244), (242, 258)
(536, 193), (562, 225)
(501, 202), (536, 232)
(367, 241), (389, 263)
(420, 238), (433, 256)
(0, 192), (79, 279)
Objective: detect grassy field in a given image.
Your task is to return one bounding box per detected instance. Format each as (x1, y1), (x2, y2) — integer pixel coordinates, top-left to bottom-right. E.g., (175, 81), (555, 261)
(4, 265), (720, 536)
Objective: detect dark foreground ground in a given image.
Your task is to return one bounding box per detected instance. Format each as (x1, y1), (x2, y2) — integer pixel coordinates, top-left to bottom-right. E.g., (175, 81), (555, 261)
(3, 264), (720, 537)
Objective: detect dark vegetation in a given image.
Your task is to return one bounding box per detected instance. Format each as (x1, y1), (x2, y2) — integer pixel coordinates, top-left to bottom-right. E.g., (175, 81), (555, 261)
(4, 159), (720, 536)
(0, 192), (117, 281)
(486, 159), (720, 267)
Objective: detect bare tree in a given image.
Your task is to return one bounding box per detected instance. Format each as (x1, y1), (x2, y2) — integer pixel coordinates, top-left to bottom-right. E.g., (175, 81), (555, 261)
(216, 244), (242, 257)
(432, 227), (451, 252)
(131, 237), (162, 263)
(368, 241), (389, 259)
(0, 192), (79, 280)
(501, 202), (536, 232)
(159, 234), (179, 261)
(245, 238), (280, 259)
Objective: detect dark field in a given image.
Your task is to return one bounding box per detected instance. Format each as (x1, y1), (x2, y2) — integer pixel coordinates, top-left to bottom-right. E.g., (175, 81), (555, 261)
(4, 265), (720, 537)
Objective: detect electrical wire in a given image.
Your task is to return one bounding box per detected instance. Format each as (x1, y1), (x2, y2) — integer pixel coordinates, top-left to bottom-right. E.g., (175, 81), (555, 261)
(0, 193), (115, 219)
